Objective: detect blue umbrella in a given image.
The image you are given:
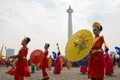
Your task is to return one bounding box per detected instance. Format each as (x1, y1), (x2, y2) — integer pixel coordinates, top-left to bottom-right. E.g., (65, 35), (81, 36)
(52, 51), (57, 59)
(114, 46), (120, 55)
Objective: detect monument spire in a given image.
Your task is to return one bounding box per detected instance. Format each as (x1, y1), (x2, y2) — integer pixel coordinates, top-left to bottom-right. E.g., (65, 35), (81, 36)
(67, 5), (73, 41)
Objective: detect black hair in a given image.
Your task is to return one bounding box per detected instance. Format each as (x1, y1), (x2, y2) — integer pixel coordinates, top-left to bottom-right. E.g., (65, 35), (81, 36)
(47, 43), (50, 48)
(25, 37), (31, 44)
(46, 43), (50, 48)
(58, 52), (61, 56)
(105, 47), (109, 52)
(45, 43), (50, 49)
(96, 25), (103, 32)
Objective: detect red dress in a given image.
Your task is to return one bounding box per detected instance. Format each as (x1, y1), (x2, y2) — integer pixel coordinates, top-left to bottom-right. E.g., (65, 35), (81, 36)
(6, 46), (30, 77)
(80, 66), (87, 74)
(104, 52), (113, 75)
(88, 36), (105, 80)
(54, 55), (62, 74)
(40, 50), (49, 78)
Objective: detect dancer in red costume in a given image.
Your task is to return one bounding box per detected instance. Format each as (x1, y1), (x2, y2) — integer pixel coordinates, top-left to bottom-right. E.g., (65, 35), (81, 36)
(40, 43), (50, 80)
(88, 22), (105, 80)
(6, 37), (31, 80)
(54, 52), (62, 74)
(104, 47), (113, 75)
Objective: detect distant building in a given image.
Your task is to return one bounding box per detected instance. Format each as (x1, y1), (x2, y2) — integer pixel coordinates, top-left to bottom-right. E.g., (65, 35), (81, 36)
(6, 48), (15, 58)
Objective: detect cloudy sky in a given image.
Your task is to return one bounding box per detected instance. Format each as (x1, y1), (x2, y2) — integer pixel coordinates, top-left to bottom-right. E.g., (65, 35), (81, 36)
(0, 0), (120, 58)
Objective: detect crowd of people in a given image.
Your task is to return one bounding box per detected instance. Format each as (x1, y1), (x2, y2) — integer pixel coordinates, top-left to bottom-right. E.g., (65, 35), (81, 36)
(0, 22), (120, 80)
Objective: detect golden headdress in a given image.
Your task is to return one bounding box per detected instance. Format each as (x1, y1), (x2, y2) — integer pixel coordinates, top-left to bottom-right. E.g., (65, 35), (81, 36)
(92, 22), (101, 28)
(92, 22), (102, 31)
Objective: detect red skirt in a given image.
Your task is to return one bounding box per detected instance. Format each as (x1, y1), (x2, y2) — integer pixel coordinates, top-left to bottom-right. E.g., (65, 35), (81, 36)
(88, 52), (104, 80)
(6, 58), (30, 77)
(80, 66), (87, 73)
(6, 67), (15, 75)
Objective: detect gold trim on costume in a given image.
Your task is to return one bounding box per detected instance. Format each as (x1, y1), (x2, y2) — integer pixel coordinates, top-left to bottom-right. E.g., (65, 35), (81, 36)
(22, 56), (27, 59)
(91, 49), (102, 54)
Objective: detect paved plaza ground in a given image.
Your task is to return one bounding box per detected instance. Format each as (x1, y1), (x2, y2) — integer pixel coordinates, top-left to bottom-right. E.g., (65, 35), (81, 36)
(0, 66), (120, 80)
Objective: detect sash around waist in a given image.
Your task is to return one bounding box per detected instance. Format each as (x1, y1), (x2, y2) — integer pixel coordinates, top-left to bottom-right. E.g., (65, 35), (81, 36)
(91, 49), (102, 54)
(18, 56), (27, 59)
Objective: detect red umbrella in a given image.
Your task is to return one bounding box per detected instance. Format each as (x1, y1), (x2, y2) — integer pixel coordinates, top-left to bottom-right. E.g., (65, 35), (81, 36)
(30, 49), (44, 64)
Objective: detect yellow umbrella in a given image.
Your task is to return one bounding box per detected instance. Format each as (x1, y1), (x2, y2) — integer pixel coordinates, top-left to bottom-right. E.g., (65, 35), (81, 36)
(0, 44), (4, 59)
(65, 29), (93, 61)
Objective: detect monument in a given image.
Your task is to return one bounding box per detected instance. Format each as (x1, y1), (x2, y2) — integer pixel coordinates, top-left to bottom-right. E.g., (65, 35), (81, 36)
(67, 5), (73, 40)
